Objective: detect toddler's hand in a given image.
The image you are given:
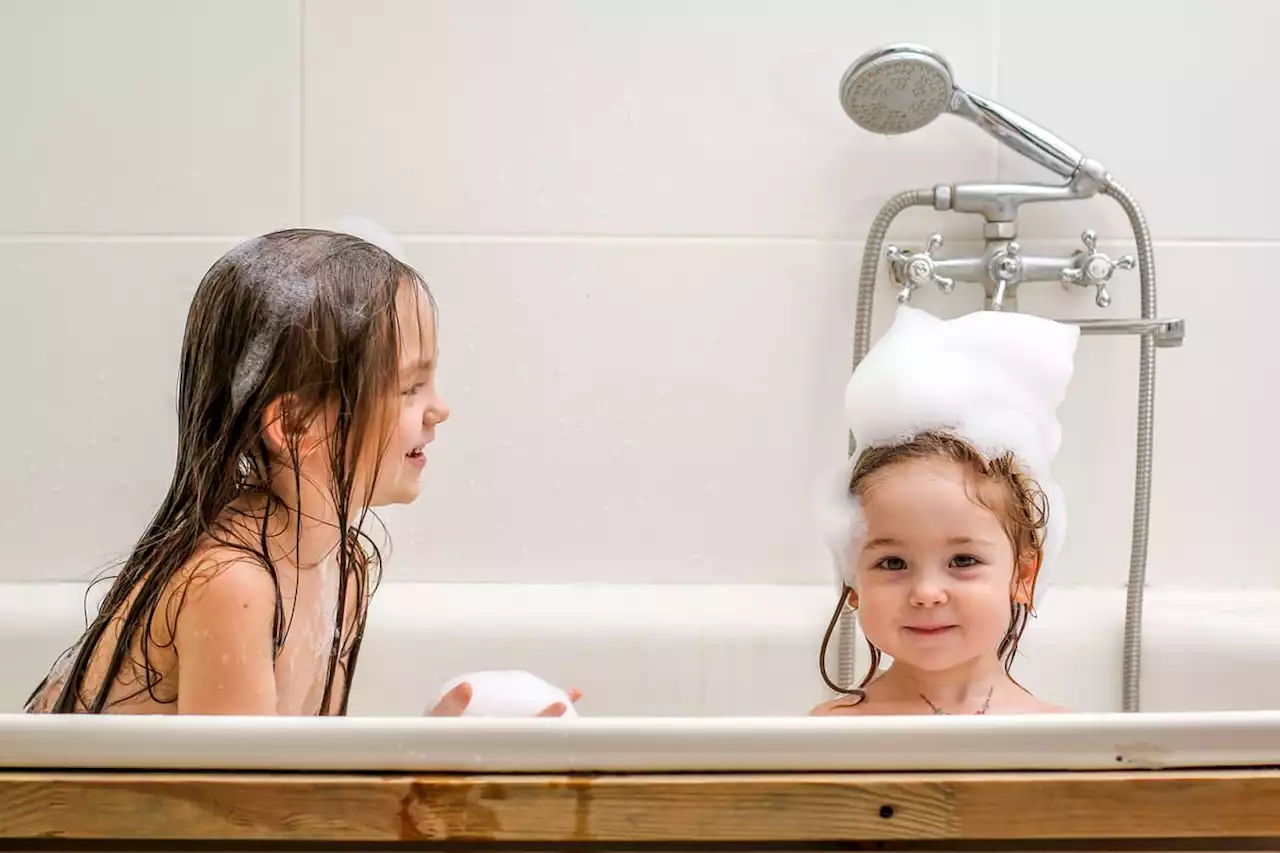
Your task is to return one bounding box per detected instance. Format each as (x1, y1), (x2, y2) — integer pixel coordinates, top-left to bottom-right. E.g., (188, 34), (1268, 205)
(535, 687), (583, 717)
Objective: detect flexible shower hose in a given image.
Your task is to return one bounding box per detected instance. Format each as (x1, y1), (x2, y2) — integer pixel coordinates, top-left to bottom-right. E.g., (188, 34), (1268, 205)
(1101, 178), (1157, 713)
(837, 188), (935, 689)
(838, 183), (1157, 712)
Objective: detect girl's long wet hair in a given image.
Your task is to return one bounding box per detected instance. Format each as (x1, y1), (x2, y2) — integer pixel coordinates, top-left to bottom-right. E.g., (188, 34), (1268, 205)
(27, 229), (434, 714)
(818, 429), (1049, 701)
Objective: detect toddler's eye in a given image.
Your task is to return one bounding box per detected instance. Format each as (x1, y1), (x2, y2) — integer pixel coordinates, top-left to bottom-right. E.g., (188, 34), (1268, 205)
(402, 383), (424, 397)
(951, 554), (981, 569)
(875, 556), (907, 572)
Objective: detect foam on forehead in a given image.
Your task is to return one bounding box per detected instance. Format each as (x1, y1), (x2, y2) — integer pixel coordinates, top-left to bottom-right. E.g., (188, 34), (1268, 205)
(819, 304), (1080, 592)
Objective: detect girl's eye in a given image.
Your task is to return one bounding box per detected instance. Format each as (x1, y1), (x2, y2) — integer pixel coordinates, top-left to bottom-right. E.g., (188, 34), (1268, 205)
(875, 556), (907, 572)
(951, 554), (981, 569)
(402, 383), (424, 398)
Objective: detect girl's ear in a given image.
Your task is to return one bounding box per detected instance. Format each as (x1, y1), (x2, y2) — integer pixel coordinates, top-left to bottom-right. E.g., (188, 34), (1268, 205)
(1012, 551), (1042, 607)
(261, 395), (327, 461)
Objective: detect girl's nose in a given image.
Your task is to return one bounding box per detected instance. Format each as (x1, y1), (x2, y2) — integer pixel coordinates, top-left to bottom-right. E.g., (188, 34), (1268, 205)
(426, 395), (450, 426)
(908, 573), (948, 607)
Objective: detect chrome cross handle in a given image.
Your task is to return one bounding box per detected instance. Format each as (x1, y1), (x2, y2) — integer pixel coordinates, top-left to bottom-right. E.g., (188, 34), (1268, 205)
(885, 233), (955, 304)
(1061, 229), (1135, 308)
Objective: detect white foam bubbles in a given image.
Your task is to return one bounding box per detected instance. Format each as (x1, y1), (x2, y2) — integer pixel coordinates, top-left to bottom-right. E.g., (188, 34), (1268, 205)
(822, 304), (1080, 594)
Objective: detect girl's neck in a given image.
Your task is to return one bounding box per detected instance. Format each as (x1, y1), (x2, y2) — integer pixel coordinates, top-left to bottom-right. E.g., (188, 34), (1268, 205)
(873, 655), (1015, 711)
(270, 505), (344, 572)
(233, 484), (346, 573)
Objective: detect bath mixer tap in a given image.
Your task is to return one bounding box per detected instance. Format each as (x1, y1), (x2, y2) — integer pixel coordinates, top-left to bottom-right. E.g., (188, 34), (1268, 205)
(830, 42), (1187, 713)
(887, 228), (1137, 313)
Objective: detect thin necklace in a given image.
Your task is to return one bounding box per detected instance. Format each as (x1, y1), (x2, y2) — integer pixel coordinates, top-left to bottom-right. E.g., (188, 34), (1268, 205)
(920, 685), (994, 715)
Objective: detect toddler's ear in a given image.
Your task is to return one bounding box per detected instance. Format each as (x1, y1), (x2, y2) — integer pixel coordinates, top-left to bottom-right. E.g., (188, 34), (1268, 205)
(1012, 552), (1042, 607)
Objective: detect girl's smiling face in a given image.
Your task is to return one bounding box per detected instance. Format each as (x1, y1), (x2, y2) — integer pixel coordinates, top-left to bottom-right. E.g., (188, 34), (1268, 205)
(851, 456), (1037, 674)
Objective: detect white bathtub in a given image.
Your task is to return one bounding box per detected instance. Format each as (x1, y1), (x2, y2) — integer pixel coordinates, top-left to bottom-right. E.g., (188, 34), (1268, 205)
(2, 581), (1278, 717)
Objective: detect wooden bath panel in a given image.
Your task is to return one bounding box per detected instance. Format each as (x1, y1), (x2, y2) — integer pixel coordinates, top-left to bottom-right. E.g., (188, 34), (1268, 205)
(0, 768), (1277, 850)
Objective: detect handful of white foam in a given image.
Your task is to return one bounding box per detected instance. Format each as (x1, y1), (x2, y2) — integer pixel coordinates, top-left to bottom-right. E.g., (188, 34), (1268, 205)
(438, 670), (579, 718)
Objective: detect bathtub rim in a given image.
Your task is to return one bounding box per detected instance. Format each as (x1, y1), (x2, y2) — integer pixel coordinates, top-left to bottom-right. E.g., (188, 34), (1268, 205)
(2, 710), (1279, 773)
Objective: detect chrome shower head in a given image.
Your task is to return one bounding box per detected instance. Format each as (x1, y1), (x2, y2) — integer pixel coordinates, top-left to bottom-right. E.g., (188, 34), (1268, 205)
(838, 44), (955, 135)
(838, 43), (1090, 180)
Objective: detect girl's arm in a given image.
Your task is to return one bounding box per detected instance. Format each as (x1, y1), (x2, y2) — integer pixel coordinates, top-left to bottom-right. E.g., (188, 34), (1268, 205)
(173, 558), (280, 715)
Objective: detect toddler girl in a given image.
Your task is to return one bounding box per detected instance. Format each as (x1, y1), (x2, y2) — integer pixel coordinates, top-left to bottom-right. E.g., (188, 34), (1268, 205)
(812, 305), (1079, 716)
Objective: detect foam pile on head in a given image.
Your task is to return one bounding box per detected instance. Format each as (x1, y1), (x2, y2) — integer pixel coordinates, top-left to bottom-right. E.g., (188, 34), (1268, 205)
(820, 304), (1080, 591)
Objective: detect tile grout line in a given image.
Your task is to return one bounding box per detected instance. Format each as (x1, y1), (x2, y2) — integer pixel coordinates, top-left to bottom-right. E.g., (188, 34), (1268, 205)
(297, 0), (307, 225)
(1, 235), (1279, 248)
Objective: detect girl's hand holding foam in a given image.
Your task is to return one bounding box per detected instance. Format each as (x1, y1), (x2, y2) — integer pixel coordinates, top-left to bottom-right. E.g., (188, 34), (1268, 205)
(427, 670), (582, 717)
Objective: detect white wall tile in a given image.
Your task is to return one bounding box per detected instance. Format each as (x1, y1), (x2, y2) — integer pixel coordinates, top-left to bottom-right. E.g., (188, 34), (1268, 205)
(0, 241), (231, 581)
(1142, 245), (1280, 588)
(376, 238), (860, 584)
(997, 0), (1280, 240)
(303, 0), (997, 238)
(0, 1), (300, 235)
